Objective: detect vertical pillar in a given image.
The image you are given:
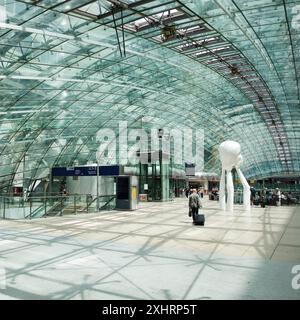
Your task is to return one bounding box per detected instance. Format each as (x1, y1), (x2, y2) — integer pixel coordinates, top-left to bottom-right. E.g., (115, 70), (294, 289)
(3, 197), (6, 220)
(96, 163), (100, 211)
(219, 169), (226, 210)
(74, 195), (77, 214)
(22, 155), (26, 217)
(236, 168), (251, 211)
(160, 156), (169, 201)
(49, 166), (53, 205)
(226, 170), (234, 212)
(139, 163), (148, 193)
(159, 149), (163, 200)
(151, 163), (156, 201)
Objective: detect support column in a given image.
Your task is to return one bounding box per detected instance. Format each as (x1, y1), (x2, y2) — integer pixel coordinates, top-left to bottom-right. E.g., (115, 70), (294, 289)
(236, 168), (251, 211)
(160, 161), (169, 201)
(96, 163), (100, 211)
(219, 169), (226, 210)
(226, 170), (234, 212)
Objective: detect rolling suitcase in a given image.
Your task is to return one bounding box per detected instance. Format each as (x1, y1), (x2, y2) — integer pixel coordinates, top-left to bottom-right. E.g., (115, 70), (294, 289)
(193, 214), (205, 226)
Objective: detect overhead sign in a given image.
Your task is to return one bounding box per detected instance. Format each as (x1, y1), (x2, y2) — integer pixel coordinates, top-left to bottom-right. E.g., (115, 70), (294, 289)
(52, 165), (119, 177)
(185, 162), (196, 176)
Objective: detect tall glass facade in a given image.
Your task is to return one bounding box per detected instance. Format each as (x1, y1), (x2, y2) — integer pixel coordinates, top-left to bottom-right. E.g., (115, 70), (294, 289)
(0, 0), (299, 193)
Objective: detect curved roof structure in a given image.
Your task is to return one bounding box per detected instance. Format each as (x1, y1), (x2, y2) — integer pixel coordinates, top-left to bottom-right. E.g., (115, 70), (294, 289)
(0, 0), (299, 191)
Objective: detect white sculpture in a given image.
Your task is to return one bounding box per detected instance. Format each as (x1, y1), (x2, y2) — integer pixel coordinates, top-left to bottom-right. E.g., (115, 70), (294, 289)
(219, 140), (250, 212)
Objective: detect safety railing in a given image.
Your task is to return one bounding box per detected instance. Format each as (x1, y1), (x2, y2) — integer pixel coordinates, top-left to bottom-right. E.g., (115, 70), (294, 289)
(0, 194), (116, 220)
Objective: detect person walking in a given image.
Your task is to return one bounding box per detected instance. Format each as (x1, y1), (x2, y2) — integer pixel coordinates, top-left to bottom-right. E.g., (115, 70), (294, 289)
(189, 189), (202, 223)
(250, 186), (256, 205)
(260, 188), (267, 208)
(200, 187), (204, 198)
(275, 188), (281, 206)
(197, 188), (201, 197)
(185, 188), (190, 198)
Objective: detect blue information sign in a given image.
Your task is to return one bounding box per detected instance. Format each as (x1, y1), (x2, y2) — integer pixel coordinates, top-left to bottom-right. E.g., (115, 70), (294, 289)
(52, 165), (119, 176)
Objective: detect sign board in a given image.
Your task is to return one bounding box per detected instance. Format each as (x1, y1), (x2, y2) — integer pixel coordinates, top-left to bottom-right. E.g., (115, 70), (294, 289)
(52, 165), (119, 177)
(144, 184), (148, 191)
(185, 163), (196, 176)
(131, 186), (137, 201)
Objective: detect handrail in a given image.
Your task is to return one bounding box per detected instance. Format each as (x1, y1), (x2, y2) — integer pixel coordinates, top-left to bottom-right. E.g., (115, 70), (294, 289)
(0, 194), (116, 199)
(0, 194), (117, 220)
(86, 196), (97, 211)
(84, 195), (116, 211)
(24, 203), (44, 219)
(0, 193), (97, 199)
(100, 196), (116, 210)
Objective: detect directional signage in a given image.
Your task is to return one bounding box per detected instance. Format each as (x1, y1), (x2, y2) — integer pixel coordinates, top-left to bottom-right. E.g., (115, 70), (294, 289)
(52, 165), (119, 176)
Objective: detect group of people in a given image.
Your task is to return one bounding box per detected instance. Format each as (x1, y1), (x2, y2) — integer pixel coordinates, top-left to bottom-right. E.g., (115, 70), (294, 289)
(184, 185), (297, 225)
(250, 187), (296, 207)
(184, 188), (204, 199)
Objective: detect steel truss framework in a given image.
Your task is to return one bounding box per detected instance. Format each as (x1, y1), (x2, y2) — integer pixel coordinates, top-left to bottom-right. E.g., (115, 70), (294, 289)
(0, 0), (299, 192)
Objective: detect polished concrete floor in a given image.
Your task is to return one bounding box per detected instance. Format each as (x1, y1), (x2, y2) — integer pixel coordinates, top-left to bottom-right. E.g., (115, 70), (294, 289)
(0, 197), (300, 300)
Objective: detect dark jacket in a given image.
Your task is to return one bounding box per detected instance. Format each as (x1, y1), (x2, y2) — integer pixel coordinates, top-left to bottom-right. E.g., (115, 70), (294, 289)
(189, 193), (202, 209)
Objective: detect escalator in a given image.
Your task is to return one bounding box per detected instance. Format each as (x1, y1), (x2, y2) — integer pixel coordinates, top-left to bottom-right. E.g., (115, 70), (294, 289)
(25, 195), (116, 219)
(26, 204), (45, 219)
(44, 200), (68, 217)
(25, 198), (69, 219)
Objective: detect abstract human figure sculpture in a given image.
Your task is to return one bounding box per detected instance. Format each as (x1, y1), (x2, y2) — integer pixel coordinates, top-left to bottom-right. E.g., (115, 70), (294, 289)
(219, 140), (250, 212)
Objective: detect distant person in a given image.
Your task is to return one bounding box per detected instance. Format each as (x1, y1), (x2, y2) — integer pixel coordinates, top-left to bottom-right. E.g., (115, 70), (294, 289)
(281, 192), (287, 205)
(201, 189), (204, 198)
(287, 192), (292, 205)
(211, 188), (218, 200)
(275, 188), (281, 206)
(250, 186), (256, 205)
(181, 188), (185, 197)
(260, 188), (267, 208)
(199, 188), (204, 198)
(185, 188), (190, 198)
(266, 188), (271, 205)
(197, 188), (201, 197)
(189, 189), (202, 223)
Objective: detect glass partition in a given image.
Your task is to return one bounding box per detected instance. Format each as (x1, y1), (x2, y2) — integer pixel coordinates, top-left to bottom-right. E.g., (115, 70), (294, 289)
(0, 194), (116, 220)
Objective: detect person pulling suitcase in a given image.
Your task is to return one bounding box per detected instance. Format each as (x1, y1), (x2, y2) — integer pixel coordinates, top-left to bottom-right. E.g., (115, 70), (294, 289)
(188, 189), (204, 225)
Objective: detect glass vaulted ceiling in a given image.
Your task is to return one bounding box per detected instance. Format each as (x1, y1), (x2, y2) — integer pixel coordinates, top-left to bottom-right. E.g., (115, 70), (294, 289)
(0, 0), (299, 192)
